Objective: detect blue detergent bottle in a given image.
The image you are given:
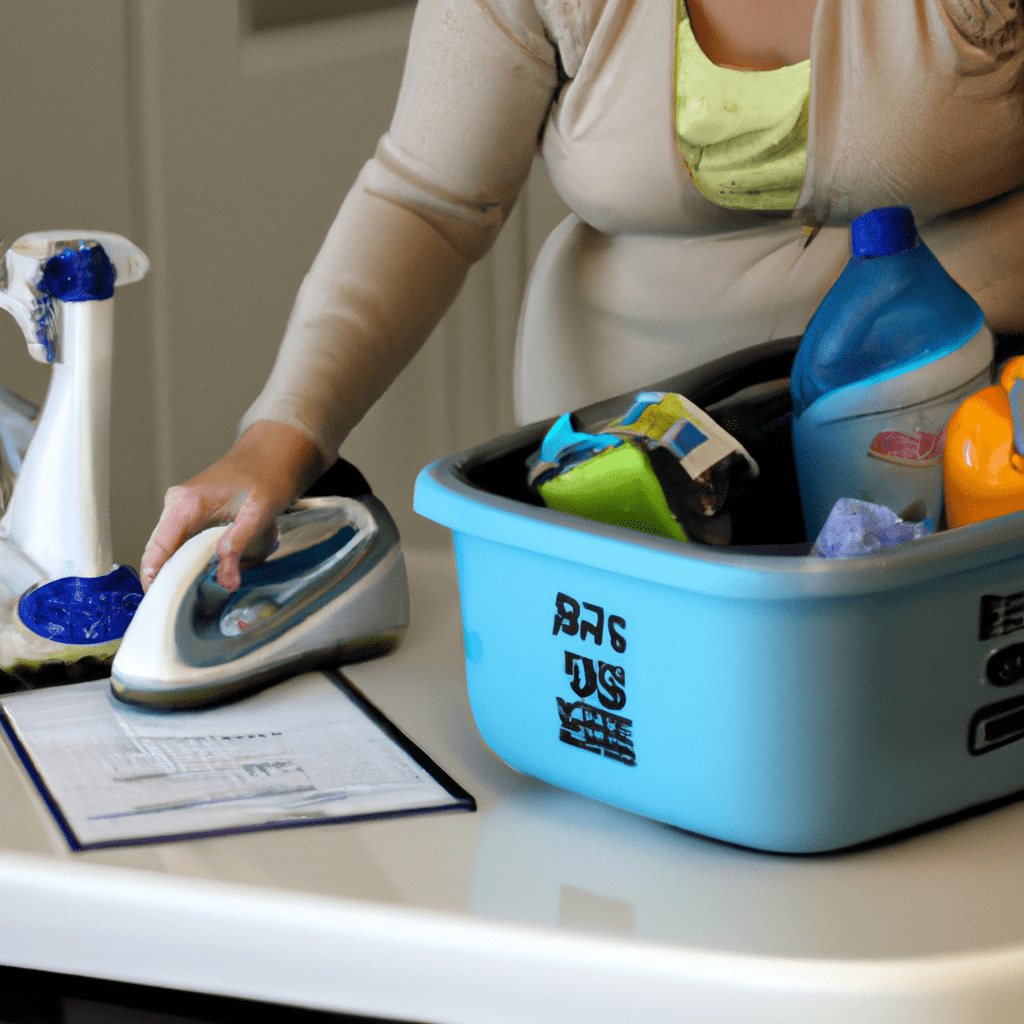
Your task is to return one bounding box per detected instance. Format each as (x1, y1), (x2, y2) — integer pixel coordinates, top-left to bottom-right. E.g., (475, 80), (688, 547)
(791, 206), (993, 538)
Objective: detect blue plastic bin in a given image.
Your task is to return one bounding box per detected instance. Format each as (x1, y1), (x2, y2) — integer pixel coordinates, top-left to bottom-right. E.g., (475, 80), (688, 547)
(414, 339), (1024, 853)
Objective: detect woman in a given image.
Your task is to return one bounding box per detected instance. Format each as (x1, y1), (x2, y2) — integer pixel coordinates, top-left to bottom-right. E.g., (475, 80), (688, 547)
(141, 0), (1024, 590)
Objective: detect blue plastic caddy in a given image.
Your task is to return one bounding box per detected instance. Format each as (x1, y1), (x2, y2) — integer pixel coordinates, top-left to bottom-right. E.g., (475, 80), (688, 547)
(414, 339), (1024, 853)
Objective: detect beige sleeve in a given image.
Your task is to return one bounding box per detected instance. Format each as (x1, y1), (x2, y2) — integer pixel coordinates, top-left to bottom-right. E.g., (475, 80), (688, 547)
(920, 186), (1024, 335)
(240, 0), (560, 460)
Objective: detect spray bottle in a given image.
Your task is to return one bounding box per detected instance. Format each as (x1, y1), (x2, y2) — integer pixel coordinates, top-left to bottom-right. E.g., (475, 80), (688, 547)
(0, 231), (148, 682)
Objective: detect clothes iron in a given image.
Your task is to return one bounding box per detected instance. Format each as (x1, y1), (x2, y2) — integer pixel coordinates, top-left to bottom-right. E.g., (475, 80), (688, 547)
(110, 491), (409, 709)
(0, 231), (148, 684)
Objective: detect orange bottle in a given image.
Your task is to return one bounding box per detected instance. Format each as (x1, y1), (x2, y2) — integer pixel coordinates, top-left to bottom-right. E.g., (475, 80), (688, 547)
(944, 355), (1024, 528)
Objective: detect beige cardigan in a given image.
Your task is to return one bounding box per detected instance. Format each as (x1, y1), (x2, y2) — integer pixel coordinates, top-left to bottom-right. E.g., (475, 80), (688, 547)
(241, 0), (1024, 455)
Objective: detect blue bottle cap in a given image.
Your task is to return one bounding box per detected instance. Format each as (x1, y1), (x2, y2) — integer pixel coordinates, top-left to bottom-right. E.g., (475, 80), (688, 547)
(850, 206), (917, 258)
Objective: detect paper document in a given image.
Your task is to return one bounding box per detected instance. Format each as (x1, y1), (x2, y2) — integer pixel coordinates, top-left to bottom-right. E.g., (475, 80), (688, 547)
(1, 670), (473, 849)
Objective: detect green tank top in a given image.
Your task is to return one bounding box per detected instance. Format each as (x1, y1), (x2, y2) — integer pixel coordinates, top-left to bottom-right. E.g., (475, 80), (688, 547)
(675, 4), (810, 211)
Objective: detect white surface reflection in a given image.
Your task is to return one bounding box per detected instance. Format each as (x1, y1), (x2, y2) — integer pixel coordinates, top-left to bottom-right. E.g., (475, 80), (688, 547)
(471, 784), (1024, 959)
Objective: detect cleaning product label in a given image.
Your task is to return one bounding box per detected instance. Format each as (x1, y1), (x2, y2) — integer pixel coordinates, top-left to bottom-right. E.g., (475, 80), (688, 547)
(530, 392), (758, 545)
(869, 426), (946, 466)
(552, 591), (636, 766)
(552, 590), (627, 652)
(610, 391), (751, 480)
(557, 698), (635, 765)
(792, 367), (990, 535)
(969, 693), (1024, 755)
(980, 589), (1024, 640)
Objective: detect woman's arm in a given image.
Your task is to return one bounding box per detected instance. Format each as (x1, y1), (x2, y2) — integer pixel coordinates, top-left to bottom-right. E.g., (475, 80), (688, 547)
(142, 0), (562, 588)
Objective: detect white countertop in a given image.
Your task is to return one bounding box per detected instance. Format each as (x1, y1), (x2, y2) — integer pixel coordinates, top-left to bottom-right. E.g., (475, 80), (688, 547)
(1, 545), (1023, 1023)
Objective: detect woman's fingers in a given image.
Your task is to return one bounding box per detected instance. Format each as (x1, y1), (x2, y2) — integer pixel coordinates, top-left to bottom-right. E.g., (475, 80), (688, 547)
(213, 489), (283, 591)
(140, 483), (228, 590)
(140, 421), (328, 592)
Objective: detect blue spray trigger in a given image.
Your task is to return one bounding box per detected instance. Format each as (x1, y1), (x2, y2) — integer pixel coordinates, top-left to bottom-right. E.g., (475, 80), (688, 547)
(539, 412), (621, 464)
(38, 242), (116, 302)
(1010, 379), (1024, 457)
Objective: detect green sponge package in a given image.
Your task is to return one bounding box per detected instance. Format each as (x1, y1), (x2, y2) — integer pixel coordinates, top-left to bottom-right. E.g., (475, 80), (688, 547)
(528, 391), (758, 545)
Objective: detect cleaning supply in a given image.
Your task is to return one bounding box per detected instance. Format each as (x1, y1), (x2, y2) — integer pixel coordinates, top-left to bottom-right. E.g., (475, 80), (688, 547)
(0, 231), (148, 683)
(790, 206), (993, 538)
(943, 355), (1024, 528)
(810, 498), (933, 559)
(528, 391), (757, 545)
(413, 335), (1024, 852)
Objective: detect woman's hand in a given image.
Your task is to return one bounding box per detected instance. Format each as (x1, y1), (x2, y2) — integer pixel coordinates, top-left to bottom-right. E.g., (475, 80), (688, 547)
(140, 420), (328, 592)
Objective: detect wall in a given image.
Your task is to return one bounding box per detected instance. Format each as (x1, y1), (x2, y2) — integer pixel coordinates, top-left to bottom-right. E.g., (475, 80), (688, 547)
(0, 0), (568, 565)
(1, 0), (152, 566)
